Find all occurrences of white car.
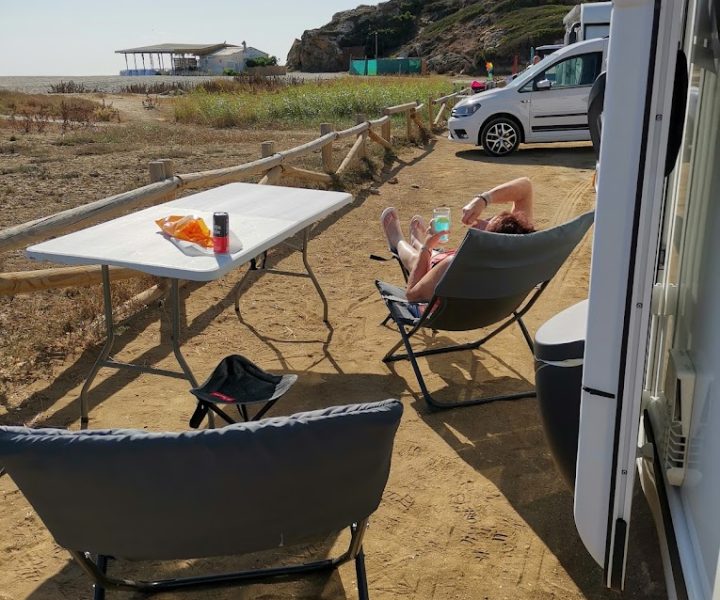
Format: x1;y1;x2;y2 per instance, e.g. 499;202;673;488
448;37;608;156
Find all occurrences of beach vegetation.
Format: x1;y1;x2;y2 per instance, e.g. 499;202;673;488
173;75;455;128
0;90;119;131
0;90;97;118
48;80;102;94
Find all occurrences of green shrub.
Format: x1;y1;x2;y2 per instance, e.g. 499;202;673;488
246;56;278;68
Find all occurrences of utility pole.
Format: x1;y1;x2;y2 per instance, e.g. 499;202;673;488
375;31;379;59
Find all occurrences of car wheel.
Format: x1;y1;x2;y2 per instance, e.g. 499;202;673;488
480;117;521;157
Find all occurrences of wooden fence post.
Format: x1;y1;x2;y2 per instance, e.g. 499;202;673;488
159;159;175;179
148;160;166;183
259;141;280;184
320;123;334;172
427;95;433;130
381;109;391;144
259;166;282;185
159;159;176;197
261;141;275;158
433;102;447;127
356;114;367;159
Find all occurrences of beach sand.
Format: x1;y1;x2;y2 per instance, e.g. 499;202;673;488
0;128;667;599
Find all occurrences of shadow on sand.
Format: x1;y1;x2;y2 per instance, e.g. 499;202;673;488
22;542;354;600
454;143;596;169
403;346;667;599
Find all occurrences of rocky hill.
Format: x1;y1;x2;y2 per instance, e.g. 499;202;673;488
287;0;579;74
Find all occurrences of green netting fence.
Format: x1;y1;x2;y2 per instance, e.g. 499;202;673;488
349;58;424;76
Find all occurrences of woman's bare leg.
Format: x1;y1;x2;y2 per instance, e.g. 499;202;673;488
410;215;427;250
381;207;420;272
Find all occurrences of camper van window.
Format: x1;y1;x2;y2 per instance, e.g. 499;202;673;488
536;52;602;89
584;24;610;40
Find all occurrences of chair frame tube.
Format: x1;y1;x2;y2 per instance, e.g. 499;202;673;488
69;520;370;600
381;282;549;409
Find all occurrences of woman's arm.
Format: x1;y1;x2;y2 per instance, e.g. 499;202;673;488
406;254;453;303
404;221;449;302
462;177;534;225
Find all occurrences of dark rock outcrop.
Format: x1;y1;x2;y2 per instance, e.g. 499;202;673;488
287;32;346;72
287;0;577;74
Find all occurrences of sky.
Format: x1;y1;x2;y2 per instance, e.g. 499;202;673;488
0;0;382;76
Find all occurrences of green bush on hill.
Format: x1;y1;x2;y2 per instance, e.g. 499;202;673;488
494;4;570;53
421;3;487;37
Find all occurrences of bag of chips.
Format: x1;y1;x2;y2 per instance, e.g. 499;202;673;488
155;215;213;249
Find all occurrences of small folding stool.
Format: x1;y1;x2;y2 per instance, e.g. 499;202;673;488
188;355;297;428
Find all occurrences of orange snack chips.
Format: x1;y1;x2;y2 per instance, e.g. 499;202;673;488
155;215;213;248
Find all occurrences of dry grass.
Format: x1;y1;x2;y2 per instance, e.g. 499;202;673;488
0;90;120;133
0;90;98;116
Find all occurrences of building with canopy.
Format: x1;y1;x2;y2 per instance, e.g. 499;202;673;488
115;42;268;75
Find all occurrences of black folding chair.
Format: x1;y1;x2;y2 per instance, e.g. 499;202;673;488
0;399;403;600
377;211;594;410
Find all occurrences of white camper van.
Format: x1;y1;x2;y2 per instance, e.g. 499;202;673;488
535;0;720;597
563;2;612;44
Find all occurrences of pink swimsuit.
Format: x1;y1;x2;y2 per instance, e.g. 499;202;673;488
430;249;456;269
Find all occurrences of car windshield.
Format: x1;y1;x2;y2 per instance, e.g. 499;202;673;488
505;54;557;89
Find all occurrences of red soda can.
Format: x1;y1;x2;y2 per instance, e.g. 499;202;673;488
212;212;229;253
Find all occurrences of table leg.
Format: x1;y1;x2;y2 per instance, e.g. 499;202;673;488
301;228;329;323
170;279;214;428
170;279;198;388
232;230;330;324
79;266;115;427
233;258;258;317
79;272;202;428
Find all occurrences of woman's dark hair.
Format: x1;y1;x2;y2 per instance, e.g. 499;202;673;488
485;211;536;235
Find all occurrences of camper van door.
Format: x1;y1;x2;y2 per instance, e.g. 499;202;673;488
574;0;685;591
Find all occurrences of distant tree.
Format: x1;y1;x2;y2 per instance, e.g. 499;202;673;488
246;56;278;68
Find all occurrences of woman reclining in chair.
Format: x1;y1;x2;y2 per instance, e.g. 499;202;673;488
381;177;536;303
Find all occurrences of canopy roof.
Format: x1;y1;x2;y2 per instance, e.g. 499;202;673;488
115;43;238;56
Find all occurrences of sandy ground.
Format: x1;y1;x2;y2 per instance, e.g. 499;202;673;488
0;122;668;599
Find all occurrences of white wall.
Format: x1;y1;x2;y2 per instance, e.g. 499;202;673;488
199;48;269;74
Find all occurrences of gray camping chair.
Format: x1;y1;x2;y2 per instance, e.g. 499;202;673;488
0;399;403;599
376;211;594;410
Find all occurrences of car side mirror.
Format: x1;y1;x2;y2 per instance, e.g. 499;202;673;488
536;79;552;91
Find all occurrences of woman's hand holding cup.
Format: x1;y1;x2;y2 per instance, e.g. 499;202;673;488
424;220;444;251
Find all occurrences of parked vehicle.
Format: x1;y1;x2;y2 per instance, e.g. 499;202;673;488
536;0;720;596
448;37;607;156
563;2;611;45
534;44;564;59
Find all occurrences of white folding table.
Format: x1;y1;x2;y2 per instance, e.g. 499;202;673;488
26;182;352;425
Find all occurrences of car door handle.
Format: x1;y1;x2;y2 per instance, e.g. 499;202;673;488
520;100;529;103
